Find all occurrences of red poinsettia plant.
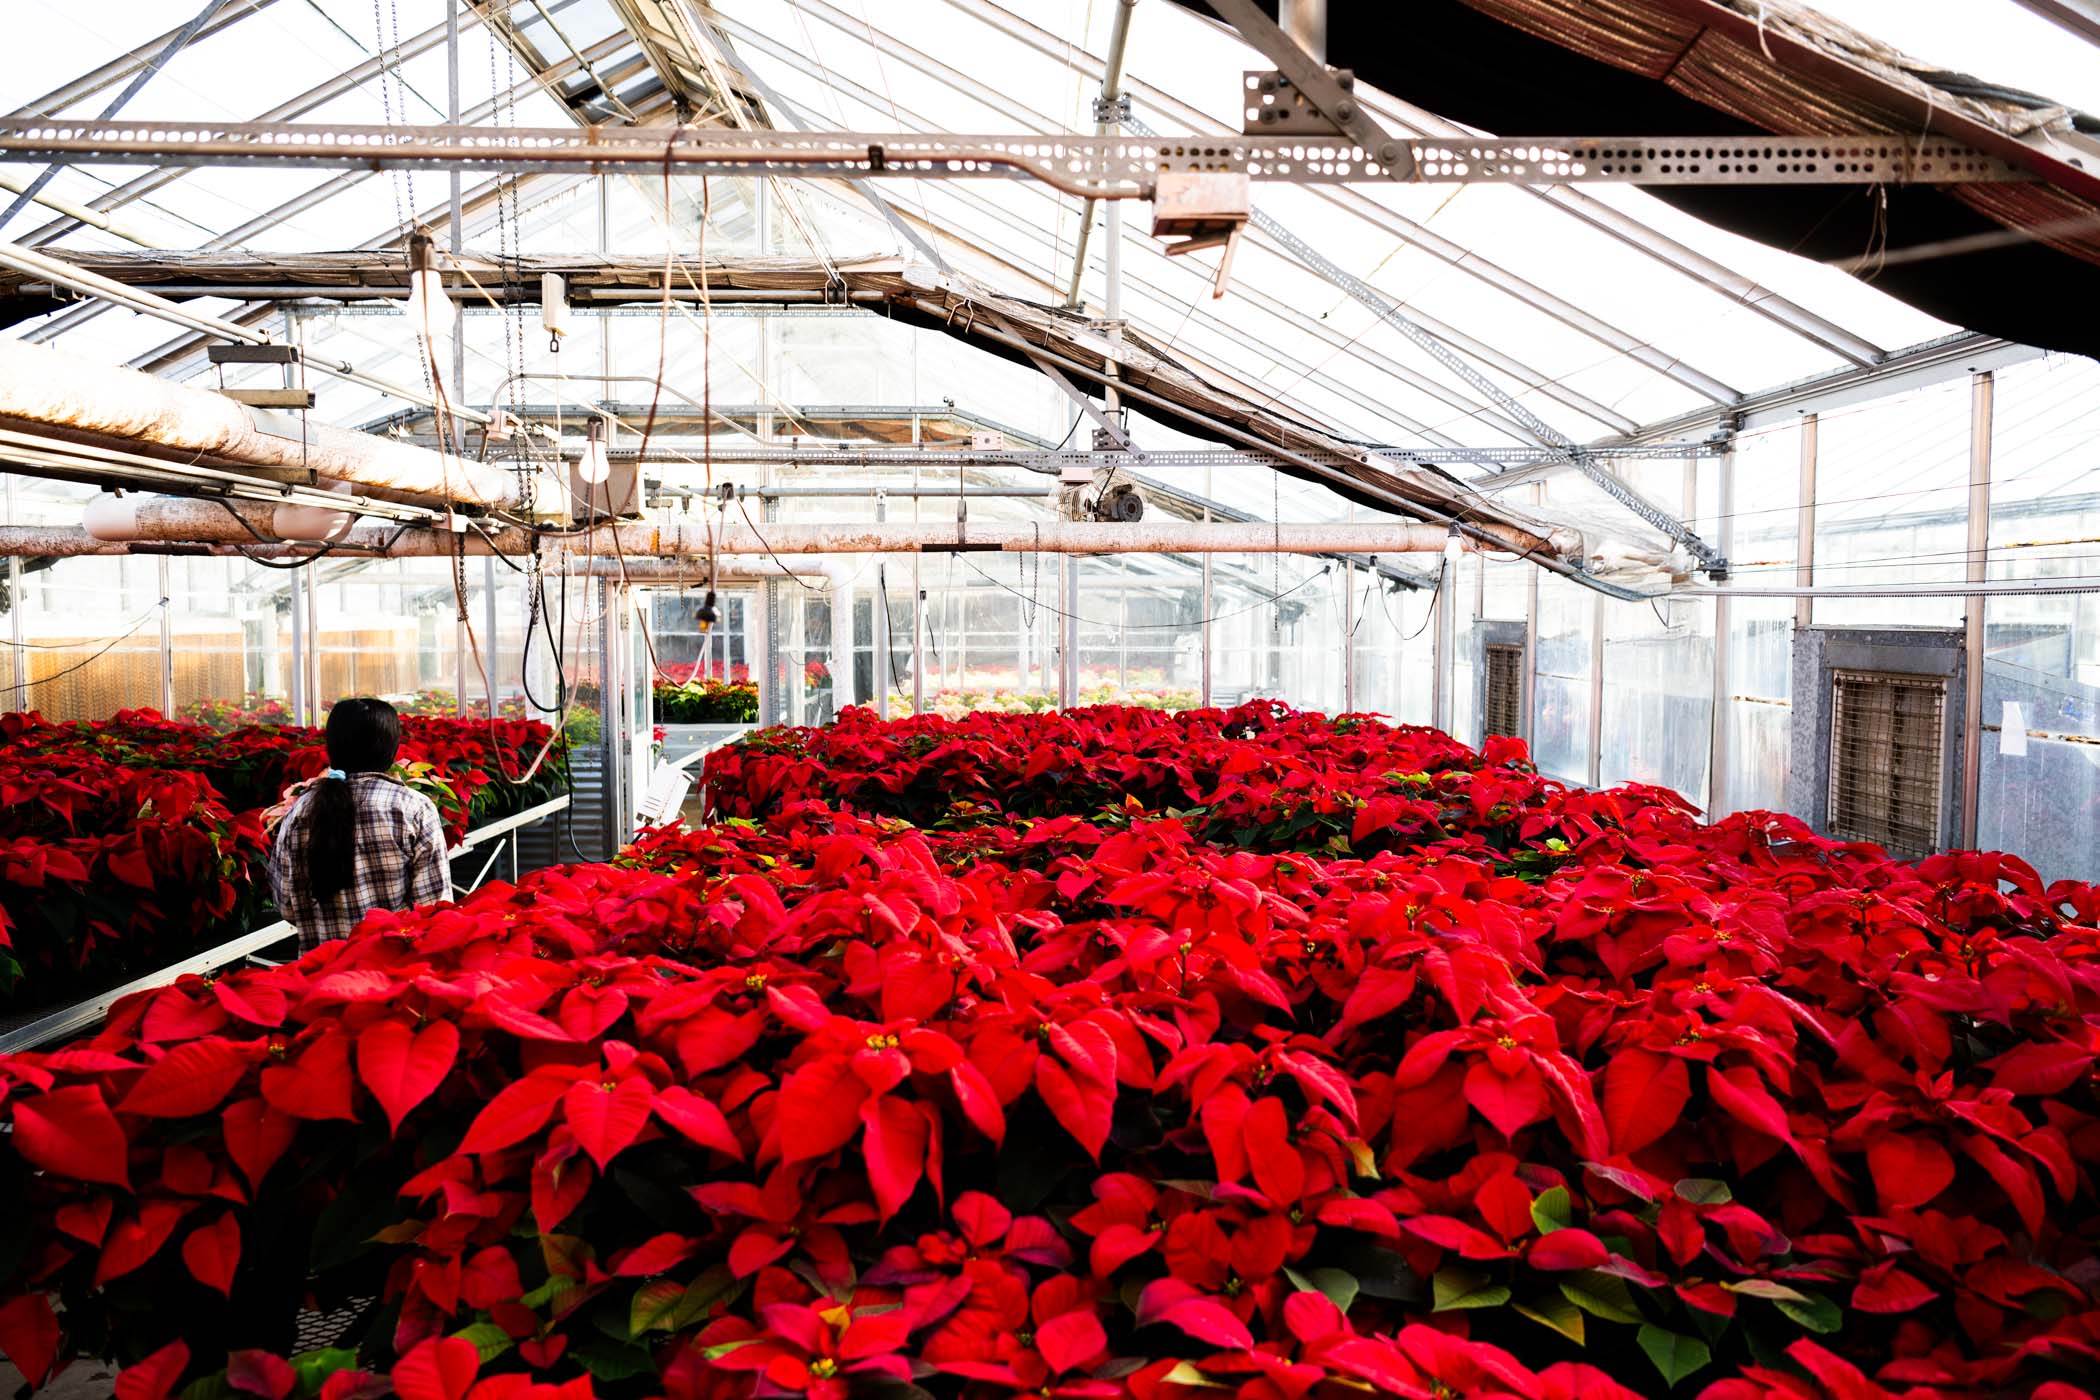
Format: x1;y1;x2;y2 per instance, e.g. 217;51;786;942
0;710;564;1007
0;703;2093;1400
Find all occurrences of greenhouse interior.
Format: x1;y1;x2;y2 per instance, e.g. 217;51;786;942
1;0;2099;1396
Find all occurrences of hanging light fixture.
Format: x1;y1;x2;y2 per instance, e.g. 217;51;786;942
404;231;450;384
577;416;612;485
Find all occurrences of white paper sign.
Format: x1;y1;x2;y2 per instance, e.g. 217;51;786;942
636;761;694;825
2000;701;2029;757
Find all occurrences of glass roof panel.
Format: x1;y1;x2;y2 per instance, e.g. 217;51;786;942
0;0;2070;544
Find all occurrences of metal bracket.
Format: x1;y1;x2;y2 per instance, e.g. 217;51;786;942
1242;69;1357;135
1202;0;1416;178
1092;92;1132;125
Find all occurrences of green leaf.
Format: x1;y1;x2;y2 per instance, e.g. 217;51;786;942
572;1336;659;1383
1432;1267;1511;1312
629;1264;740;1338
1674;1178;1733;1205
703;1339;763;1361
1285;1266;1361;1315
1726;1279;1808;1303
1559;1270;1644;1325
179;1377;233;1400
289;1348;360;1397
1160;1362;1230;1388
630;1280;688;1337
520;1272;581;1311
449;1321;515;1366
1772;1291;1843;1334
1530;1185;1573;1235
1515;1294;1587;1345
1637;1325;1711;1387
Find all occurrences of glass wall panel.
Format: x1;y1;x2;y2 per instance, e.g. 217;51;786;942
1075;556;1202;708
1449;555;1480;745
313;559;475;716
1533;573;1591;785
1351;568;1436;724
11;555;164;720
1600;593;1714;806
1812;378;1970;627
1978;354;2100;881
168;556;291;728
1212;555;1342;713
1723;422;1801;815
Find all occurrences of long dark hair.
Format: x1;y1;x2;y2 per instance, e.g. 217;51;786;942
307;697;402;902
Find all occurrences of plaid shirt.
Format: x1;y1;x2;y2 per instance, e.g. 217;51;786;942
269;774;452;950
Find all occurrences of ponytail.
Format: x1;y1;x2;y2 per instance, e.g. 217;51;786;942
306;697;403;902
307;771;359;901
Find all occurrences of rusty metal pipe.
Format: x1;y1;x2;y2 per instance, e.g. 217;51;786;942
0;339;520;508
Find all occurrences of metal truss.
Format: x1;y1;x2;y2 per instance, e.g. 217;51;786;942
598;443;1726;470
1122;113;1729;572
0;121;2034;194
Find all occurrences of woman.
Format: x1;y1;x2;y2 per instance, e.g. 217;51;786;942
269;697;451;951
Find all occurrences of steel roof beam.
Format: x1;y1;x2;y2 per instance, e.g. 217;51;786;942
730;6;1602;444
1351;91;1888;368
20;7;490;246
943;0;1745;405
727;5;1639;439
0;121;2027;193
8;0;282;120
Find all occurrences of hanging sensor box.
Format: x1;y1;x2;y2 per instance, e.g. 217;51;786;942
566;456;642;521
541;272;572;348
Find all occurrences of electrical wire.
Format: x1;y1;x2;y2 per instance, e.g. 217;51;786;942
953;555;1332;630
0;598;167;697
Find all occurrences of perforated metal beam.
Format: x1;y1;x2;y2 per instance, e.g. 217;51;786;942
633;443;1724;470
0;121;2034;191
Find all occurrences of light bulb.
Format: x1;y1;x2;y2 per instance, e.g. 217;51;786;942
1443;532;1463;568
404;232;450;382
578;433;611;485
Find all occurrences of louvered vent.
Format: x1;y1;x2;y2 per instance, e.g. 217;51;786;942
1483;643;1524;740
1827;669;1946;858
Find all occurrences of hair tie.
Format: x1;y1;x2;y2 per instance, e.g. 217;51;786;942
326;768;348;781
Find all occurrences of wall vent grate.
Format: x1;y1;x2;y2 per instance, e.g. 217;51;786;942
1828;669;1945;858
1484;642;1524;740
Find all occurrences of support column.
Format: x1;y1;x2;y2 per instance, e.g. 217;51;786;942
1431;549;1452;731
1962;372;1994;847
911;459;923;715
873;492;890;719
1524;486;1541;743
5;476;20;713
446;0;465;452
158;554;173;716
1795;414;1819;631
1587;590;1604;789
289;567;306;725
1201;499;1214;709
482;555;500;710
1342;560;1355;713
1061;558;1079;707
1709;446;1735;817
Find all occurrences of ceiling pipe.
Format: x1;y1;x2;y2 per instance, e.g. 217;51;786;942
0;237;488;426
0;339;521;509
1062;0;1139;310
80;494;351;546
0;514;1524;559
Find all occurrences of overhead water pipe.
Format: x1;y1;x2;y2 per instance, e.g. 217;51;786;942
0;339;519;508
0;514;1543;559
